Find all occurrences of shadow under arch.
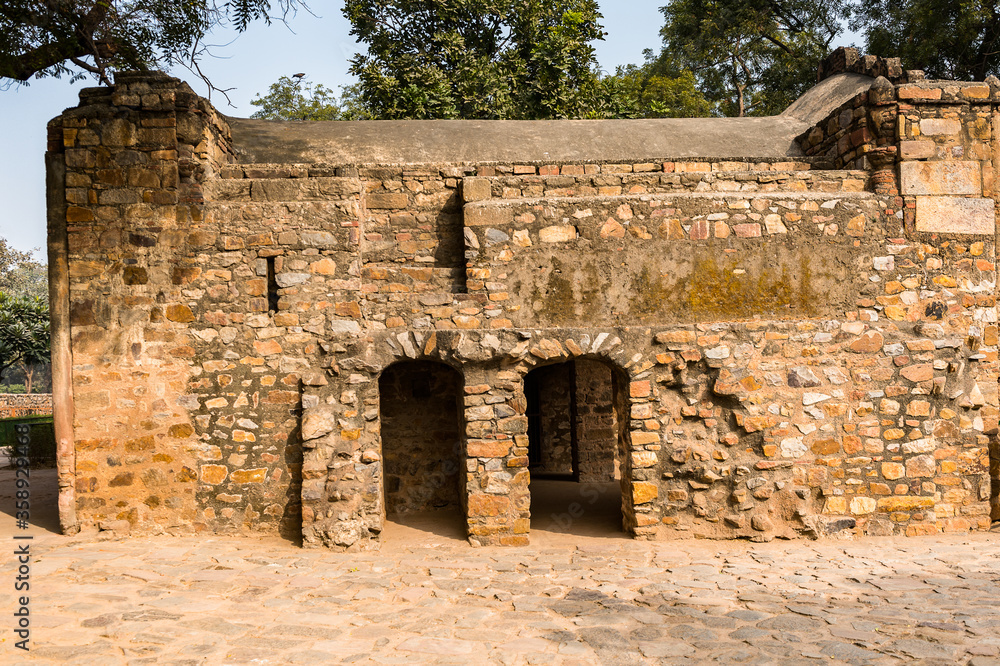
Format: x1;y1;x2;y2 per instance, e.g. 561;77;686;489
377;359;468;543
521;355;632;539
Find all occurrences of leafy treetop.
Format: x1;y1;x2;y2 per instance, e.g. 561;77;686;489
342;0;608;119
0;239;46;301
250;76;372;120
0;291;49;385
853;0;1000;81
0;1;305;88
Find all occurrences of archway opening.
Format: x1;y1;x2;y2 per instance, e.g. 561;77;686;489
525;359;626;538
378;361;466;542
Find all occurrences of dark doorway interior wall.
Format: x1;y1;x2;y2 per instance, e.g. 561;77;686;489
525;360;621;482
379;361;464;516
526;362;576;478
575;359;622;482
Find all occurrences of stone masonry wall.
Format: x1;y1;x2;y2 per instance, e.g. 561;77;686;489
0;394;53;419
48;69;999;548
575;359;619;483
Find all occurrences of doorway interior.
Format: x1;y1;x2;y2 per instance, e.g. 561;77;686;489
524;359;626;537
378;361;466;542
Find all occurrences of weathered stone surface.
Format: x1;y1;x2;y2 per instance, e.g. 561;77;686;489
900;161;981;195
906;454;936;478
538;225;577;242
633;482;658;504
850;331;884;352
462;177;492;202
301;409;336;441
920;118;962;135
916;197;996;235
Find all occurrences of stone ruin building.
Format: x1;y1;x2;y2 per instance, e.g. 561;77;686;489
44;49;1000;550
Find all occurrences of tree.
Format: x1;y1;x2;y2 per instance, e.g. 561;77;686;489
656;0;847;117
1;1;306;87
592;56;715;119
0;238;46;301
0;292;49;388
342;0;607;120
852;0;1000;81
250;75;372;120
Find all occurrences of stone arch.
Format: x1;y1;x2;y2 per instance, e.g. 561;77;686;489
299;332;468;550
490;330;661;540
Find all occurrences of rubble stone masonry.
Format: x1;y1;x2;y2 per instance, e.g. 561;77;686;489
47;50;999;550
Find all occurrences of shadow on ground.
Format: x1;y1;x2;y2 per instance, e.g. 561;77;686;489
0;466;60;535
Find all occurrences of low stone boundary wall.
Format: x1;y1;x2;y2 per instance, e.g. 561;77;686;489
0;394;53;419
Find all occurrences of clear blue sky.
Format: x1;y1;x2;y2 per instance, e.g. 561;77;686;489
0;2;844;258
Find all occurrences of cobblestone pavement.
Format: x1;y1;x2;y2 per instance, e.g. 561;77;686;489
2;472;1000;665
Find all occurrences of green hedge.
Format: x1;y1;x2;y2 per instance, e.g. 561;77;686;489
0;415;56;467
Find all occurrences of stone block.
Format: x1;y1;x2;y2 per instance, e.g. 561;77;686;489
462;178;492;202
200;465;228;485
900;140;937;159
850;497;877;515
920;118;961;136
915;197;995;235
468;440;511;458
898;86;942;100
876;496;935;511
631;432;660;446
464;204;513;227
538;225;577;242
367;192;409;209
468;494;510;517
900;161;981;195
632;482;658;504
231;468;267;484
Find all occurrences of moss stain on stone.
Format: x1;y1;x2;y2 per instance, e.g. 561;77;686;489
628;251;823;321
532;257;600;326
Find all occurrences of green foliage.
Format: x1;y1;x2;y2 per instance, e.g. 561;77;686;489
593;57;715;119
342;0;607;120
250;76;375;121
656;0;846;116
251;76;343;120
1;1;304;85
0;292;50;385
0;238;46;301
0;415;56;467
852;0;1000;80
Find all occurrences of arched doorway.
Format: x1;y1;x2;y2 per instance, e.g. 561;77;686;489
524;359;627;537
378;361;466;540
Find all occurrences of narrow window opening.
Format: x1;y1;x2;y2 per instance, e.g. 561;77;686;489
266;256;279;313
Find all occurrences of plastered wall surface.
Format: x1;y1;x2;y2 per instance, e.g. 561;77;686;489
47;50;999;549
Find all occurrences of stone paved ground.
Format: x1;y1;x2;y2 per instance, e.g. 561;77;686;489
2;471;1000;665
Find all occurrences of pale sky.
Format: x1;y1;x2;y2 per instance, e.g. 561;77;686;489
0;2;842;258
